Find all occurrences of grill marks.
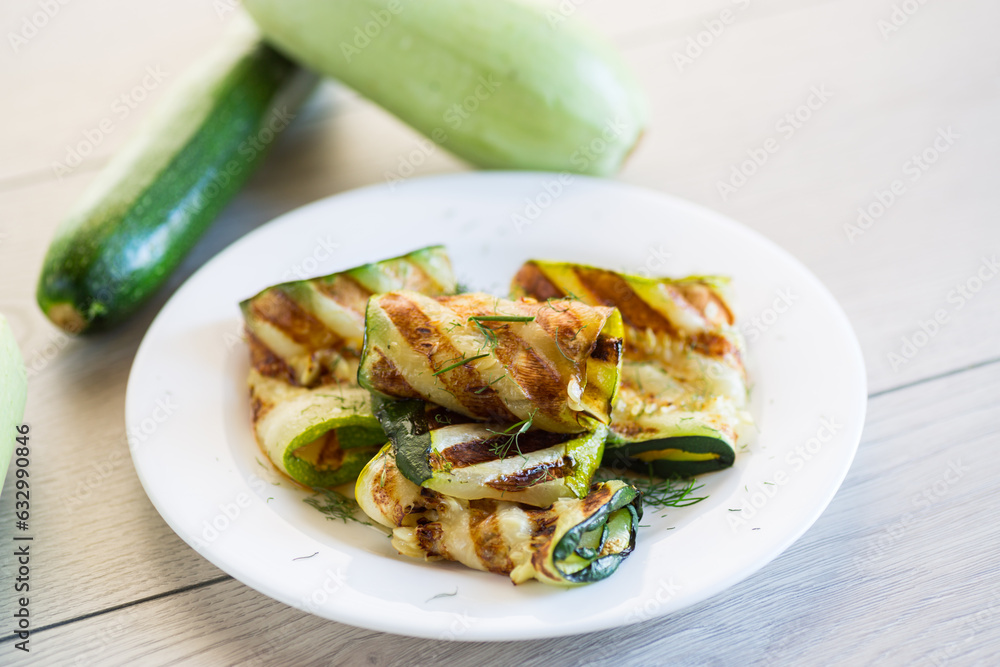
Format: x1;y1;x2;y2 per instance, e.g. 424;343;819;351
591;335;622;363
573;267;678;337
512;262;565;301
491;333;567;423
676;282;734;326
315;274;372;320
251;290;345;351
379;293;518;422
433;431;574;468
247;331;297;384
468;501;515;574
366;350;422;400
515;262;739;366
485;457;573;493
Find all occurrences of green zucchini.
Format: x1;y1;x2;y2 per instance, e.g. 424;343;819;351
356;446;642;586
246;247;457;488
251;372;384;487
242;245;455;386
244;0;646;175
0;314;28;496
37;18;317;334
372;395;607;507
358;291;623;433
512;260;752;476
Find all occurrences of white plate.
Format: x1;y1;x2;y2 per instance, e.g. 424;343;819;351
126;172;866;641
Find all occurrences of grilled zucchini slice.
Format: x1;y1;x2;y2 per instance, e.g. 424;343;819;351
512;260;751;475
358;291;623;433
371;396;607;507
356;445;641;586
243;246;457;487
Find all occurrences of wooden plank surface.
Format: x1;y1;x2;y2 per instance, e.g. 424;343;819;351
7;362;998;666
0;0;997;663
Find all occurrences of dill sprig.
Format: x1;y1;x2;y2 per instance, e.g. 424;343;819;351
432;353;490;376
304;488;370;525
594;469;708;509
487;411;537;460
474;373;507;394
469;315;536;323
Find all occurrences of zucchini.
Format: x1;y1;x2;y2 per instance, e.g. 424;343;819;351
251;371;383;487
37;18;317;334
358;291;623;433
0;314;28;496
512;260;752;476
356;446;642;586
246;247;457;488
243;0;646;175
372;395;607;507
242;245;455;386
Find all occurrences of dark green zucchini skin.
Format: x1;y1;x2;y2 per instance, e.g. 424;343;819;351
603;436;736;478
37;33;314;334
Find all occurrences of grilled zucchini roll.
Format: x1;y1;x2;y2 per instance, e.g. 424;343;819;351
242;246;457;487
358;292;624;433
371;396;607;507
243;245;455;387
356;445;642;585
512;260;752;476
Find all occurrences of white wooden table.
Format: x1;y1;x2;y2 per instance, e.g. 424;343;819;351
2;0;998;664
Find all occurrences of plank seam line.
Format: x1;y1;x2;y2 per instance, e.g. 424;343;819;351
869;355;1000;399
0;574;233;644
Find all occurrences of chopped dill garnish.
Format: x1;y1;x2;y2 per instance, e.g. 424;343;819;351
634;476;708;509
433;353;490;376
595;469;708;509
434;412;453;425
426;589;459;602
543;297;571;312
553;326;573;362
472;319;499;352
488;411;537;460
469;315;536;323
304;488;370;525
475;373;507;393
444;321;463;333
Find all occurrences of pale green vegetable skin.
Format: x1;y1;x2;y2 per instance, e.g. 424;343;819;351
243;0;647;174
0;315;28;497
